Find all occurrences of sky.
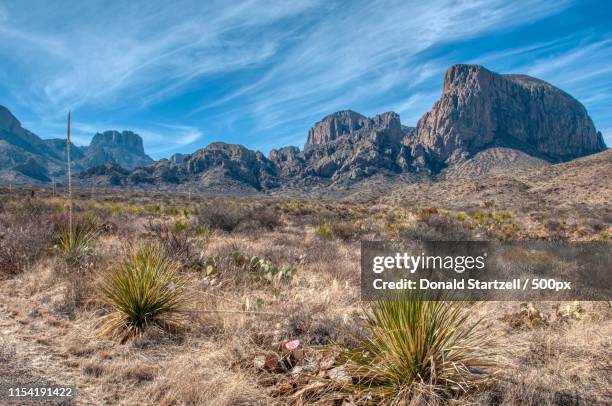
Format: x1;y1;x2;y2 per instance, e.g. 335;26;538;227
0;0;610;159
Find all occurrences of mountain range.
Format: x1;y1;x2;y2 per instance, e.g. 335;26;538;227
0;64;607;193
0;108;152;184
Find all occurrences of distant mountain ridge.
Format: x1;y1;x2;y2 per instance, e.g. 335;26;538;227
0;106;152;184
1;64;608;192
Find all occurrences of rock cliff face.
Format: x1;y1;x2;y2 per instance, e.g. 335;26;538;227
304;110;409;149
83;130;152;169
170;153;188;164
0;106;153;184
413;64;606;169
305;110;371;148
272;111;414;187
107;142;279;191
0;106;67;181
90;130;145;152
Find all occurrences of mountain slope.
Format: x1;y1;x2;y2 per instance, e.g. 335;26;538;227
440;147;549;179
0;106;68;181
0;106;152;184
382;149;612;212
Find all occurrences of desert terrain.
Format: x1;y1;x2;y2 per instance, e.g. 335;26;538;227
1;147;610;405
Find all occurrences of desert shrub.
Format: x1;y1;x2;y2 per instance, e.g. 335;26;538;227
197;203;282;233
195;225;214;240
53;218;100;258
316;220;361;241
0;199;55;277
340;297;494;403
145;221;194;266
316;223;333;238
330;220;361;241
197;204;249;232
173;219;188;232
54;249;101;313
400;214;472;241
466;210;521;240
248;204;282;230
501;302;549;330
52;216;105;312
98;243;189;342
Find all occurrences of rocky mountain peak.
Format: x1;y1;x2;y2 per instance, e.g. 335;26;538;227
269;146;300;162
305;110;371;148
0;105;22;133
90;130;145;154
413;64;606;169
84;130;152;170
304;110;407;149
170;153;188;164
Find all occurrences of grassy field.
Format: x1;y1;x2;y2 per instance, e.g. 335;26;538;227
0;188;610;405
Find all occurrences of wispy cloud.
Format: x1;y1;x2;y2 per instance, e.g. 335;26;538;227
0;1;320;114
187;0;575;147
1;0;609;156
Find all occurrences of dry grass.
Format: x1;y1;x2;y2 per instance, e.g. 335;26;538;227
0;188;610;404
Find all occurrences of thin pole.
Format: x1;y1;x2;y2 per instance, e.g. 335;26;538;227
66;111;73;239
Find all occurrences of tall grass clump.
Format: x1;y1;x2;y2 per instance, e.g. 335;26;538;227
341;297;495;404
54;220;99;257
98;243;189;342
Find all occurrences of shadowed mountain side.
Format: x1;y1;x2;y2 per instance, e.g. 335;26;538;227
0;106;152;184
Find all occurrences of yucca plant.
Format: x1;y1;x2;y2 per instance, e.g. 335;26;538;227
341;296;495;404
98;243;189;342
54;220;99;257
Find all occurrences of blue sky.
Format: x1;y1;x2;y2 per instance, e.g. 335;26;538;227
0;0;610;159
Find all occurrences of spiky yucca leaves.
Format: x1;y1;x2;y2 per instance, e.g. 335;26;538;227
98;243;189;342
342;297;495;404
54;220;99;257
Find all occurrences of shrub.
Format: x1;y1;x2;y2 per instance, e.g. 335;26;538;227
329;220;360;241
197;204;248;232
341;297;494;403
197;203;282;233
316;223;333;238
145;221;193;265
174;219;188;232
0;200;55;277
249;204;282;230
400;214;472;241
98;243;189;342
54;219;100;258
